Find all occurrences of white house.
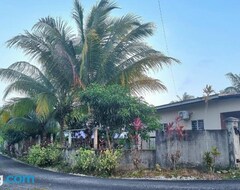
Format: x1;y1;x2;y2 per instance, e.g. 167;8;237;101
156;93;240;131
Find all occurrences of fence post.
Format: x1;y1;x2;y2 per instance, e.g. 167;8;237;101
225;117;240;168
38;135;41;145
93;127;98;150
68;131;72;147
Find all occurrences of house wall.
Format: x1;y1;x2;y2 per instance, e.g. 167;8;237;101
158;98;240;130
155;130;230;168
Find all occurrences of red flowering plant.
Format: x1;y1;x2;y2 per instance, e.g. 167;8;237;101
165;116;185;170
165;116;185;140
131;117;143;148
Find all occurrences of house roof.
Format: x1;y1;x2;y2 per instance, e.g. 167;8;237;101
155;93;240;111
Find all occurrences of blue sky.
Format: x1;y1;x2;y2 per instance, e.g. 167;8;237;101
0;0;240;106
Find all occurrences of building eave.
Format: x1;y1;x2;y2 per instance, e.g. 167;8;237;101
155;93;240;111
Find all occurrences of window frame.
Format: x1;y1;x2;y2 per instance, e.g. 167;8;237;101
191;119;204;130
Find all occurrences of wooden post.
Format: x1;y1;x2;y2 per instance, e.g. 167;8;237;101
225;117;240;168
94;127;98;150
38;135;41;145
68;131;72;147
50;134;54;143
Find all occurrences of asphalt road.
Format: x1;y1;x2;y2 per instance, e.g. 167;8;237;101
0;154;240;190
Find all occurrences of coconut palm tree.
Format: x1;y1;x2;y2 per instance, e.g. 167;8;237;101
73;0;178;94
7;0;177;95
0;62;74;143
177;92;194;101
203;84;215;103
223;73;240;94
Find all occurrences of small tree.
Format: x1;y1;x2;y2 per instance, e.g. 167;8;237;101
80;84;160;150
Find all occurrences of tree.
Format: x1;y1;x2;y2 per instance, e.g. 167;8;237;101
203;84;215;103
80;84;160;149
7;0;177;95
73;0;179;94
223;73;240;94
0;62;72;144
176;92;195;101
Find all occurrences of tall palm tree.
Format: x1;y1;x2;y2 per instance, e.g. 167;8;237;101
7;0;178;95
223;73;240;94
177;92;194;101
73;0;178;94
203;84;215;103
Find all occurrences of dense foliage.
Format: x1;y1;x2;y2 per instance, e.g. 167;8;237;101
27;144;61;167
74;148;121;176
80;84;160;148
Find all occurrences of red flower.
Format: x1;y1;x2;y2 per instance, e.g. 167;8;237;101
133;117;142;131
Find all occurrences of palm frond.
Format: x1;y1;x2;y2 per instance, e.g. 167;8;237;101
3;79;53;99
36;92;57;118
8;62;55;90
6;30;52;61
225;73;240;93
7;117;39;134
9;97;36;117
33;16;74;42
86;0;118;34
127;74;167;95
73;0;85;42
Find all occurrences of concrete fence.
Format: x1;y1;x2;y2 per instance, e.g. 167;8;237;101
61;148;156;170
156;130;230;168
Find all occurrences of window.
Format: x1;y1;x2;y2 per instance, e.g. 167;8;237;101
192;120;204;130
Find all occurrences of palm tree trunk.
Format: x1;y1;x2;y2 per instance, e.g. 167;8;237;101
106;128;112;150
59;119;65;146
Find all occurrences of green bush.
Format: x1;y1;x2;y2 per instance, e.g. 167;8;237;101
96;149;121;176
74;148;121;176
203;151;213;171
203;146;221;172
74;148;96;173
27;144;61;167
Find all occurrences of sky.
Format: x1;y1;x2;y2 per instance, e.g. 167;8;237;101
0;0;240;106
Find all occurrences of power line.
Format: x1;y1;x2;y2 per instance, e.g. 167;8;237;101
157;0;178;97
157;0;169;54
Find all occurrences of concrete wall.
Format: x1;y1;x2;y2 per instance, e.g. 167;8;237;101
61;149;156;170
158;98;240;130
118;150;156;170
156;130;230;168
62;148;77;166
62;129;232;170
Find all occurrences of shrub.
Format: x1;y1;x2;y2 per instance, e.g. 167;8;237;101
74;148;96;173
203;151;213;171
96;149;121;176
73;148;121;176
203;146;221;172
27;144;61;167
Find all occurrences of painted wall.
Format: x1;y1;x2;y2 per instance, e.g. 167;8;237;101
157;98;240;130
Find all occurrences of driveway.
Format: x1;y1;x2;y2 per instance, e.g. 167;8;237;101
0;154;240;190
